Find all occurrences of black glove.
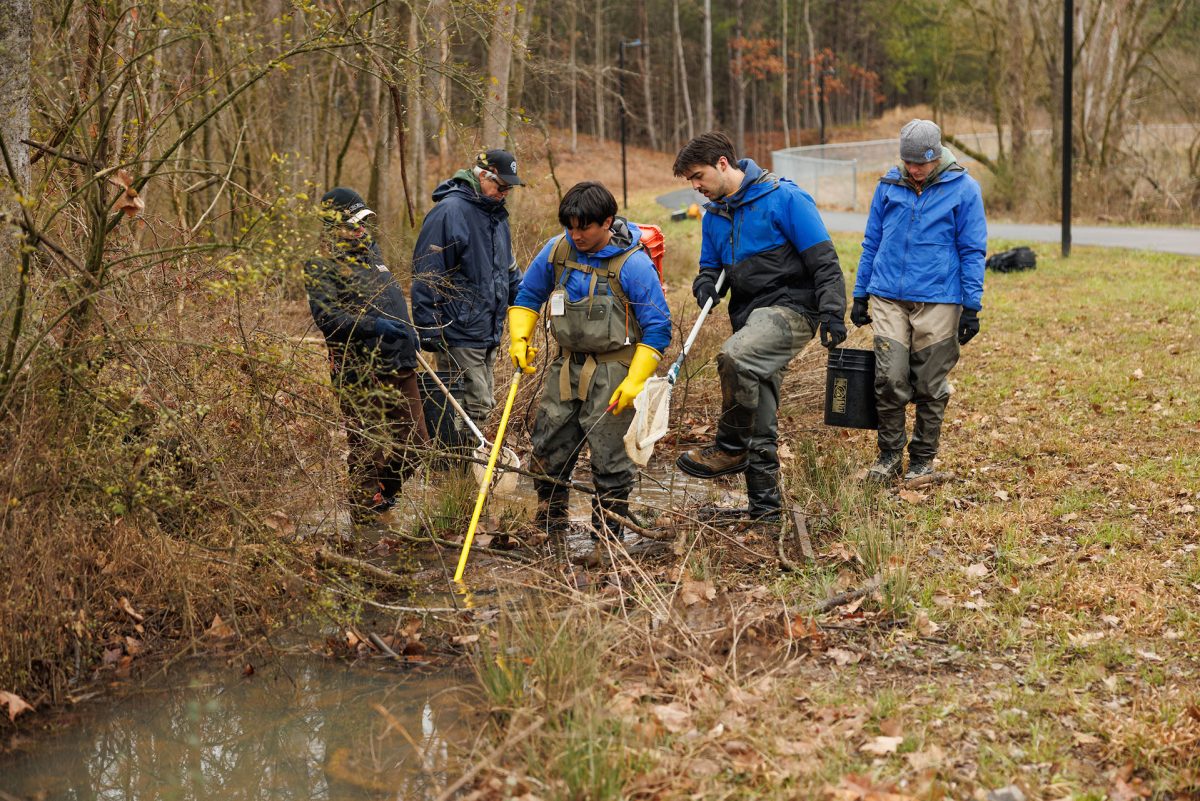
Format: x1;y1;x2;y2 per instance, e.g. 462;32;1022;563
850;297;872;327
692;271;721;310
373;317;405;343
819;314;848;349
958;308;980;345
420;334;447;353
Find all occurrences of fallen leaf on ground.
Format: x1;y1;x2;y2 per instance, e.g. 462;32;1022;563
118;596;145;622
994;489;1010;501
1135;649;1164;662
879;717;903;737
205;614;235;640
262;510;295;536
680;579;716;606
964;562;989;579
651;702;692;733
825;647;862;666
913;610;940;636
824;773;915;801
1073;731;1102;746
904;744;945;771
860;735;903;755
898;489;926;504
0;690;34;721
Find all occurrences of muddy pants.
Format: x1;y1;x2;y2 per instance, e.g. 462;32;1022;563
530;357;635;526
870;297;961;459
334;368;431;509
430;345;498;425
716;306;814;498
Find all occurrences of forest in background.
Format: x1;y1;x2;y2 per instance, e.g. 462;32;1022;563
1;0;1199;707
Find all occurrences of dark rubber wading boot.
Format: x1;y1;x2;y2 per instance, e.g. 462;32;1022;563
746;472;783;523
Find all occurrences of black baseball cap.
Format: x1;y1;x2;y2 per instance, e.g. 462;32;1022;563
475;149;523;187
319;187;375;225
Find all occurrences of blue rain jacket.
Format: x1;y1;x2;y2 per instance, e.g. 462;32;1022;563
854;157;987;310
697;159;845;331
514;219;672;354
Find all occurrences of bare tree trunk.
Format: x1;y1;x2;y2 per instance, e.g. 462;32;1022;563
593;6;605;140
638;0;659;151
672;0;694;140
408;2;426;215
781;0;790;148
507;0;537;149
703;0;714;131
0;0;31;193
803;0;818;129
430;0;451;164
568;0;578;152
483;1;517;145
731;0;745;154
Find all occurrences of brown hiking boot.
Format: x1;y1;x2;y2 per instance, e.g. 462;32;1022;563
676;444;749;479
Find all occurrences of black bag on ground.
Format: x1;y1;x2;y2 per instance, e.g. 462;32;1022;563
986;246;1037;273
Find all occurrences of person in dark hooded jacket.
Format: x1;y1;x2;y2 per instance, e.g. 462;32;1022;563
305;187;430;526
411;149;523;426
672;132;847;522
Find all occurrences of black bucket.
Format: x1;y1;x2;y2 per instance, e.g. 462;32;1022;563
823;348;878;430
417;371;467;450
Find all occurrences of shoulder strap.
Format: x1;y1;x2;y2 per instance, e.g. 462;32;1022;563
550;235;572;287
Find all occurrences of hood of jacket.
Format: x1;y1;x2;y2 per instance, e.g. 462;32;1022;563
705;158;779;218
430;169;509;215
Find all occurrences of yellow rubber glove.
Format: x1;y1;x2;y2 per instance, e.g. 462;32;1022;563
507;306;540;374
608;344;662;415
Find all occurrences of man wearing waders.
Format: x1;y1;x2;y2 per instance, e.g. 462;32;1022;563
508;182;672;542
673;132;847;522
304;188;430;525
411;149;523;425
851;119;986;481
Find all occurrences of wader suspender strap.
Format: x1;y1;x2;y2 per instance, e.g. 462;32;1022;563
549;237;639;402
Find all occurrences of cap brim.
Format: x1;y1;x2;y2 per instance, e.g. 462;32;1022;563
495;173;523;187
347;208;376;224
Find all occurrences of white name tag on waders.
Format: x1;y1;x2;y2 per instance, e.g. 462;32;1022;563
549;289;566;316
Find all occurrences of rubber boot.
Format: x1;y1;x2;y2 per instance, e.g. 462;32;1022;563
745;471;783;522
533;482;570;540
591;490;632;541
676;404;755;479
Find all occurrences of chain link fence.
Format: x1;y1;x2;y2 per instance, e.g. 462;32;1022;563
771;125;1197;211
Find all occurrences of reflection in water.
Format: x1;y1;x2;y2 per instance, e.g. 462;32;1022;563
1;661;467;800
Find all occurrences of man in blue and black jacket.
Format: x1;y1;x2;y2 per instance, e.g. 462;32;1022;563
851;119;987;482
673;132;847;521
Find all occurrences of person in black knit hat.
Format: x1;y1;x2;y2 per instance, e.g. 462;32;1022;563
304;187;430;526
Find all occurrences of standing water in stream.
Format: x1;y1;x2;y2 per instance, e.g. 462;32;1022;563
1;660;469;800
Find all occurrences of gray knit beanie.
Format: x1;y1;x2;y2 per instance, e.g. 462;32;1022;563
899;119;942;163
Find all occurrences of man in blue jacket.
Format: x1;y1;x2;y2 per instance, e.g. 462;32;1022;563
508;182;671;542
305;188;430;526
851;119;987;482
411;149;523;425
673;132;847;522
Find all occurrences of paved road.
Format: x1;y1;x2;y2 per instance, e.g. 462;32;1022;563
820;211;1200;257
656;188;1200;257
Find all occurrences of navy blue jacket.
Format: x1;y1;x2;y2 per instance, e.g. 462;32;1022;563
855;154;987;310
304;238;418;375
411;171;521;349
698;159;846;331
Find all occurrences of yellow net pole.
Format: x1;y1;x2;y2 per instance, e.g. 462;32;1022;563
453;372;521;583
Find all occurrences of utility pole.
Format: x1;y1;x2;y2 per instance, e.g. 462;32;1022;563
619;38;643;209
1061;0;1073;257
